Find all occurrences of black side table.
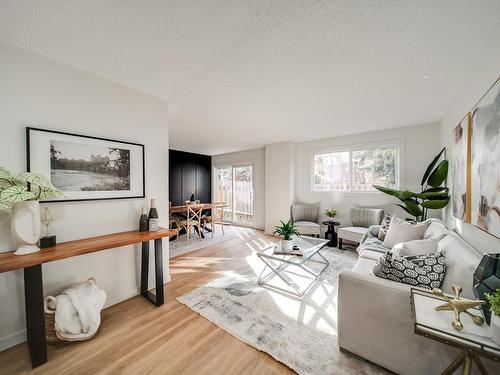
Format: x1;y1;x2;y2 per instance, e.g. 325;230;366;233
322;221;340;247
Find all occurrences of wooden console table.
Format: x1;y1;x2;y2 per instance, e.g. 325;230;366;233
0;228;176;368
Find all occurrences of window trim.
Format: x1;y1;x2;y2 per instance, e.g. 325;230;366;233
310;139;404;193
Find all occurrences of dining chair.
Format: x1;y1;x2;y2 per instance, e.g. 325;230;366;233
177;204;204;244
203;202;226;237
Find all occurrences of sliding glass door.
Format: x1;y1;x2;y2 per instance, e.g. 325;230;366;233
214;165;254;226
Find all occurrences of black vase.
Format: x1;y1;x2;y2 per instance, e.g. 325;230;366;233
148;198;158;219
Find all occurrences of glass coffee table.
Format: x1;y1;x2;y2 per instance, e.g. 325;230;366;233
256;235;329;297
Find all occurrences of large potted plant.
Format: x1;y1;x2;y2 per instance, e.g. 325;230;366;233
373;148;449;222
273;220;300;251
0;167;61;255
486;288;500;346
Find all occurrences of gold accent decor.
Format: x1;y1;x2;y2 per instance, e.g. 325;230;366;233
432;285;486;330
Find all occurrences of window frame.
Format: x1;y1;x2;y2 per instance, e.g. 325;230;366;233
310;139;404;193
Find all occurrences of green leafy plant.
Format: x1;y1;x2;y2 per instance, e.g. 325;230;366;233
324;208;338;218
486;289;500;317
373;148;449;222
273;219;300;240
0;166;62;209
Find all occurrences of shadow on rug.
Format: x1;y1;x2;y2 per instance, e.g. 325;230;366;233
177;248;389;375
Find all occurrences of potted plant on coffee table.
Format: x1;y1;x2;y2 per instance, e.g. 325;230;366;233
324;208;338;223
273;219;300;251
486;288;500;346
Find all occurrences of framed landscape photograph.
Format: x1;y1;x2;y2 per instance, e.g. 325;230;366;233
471;77;500;238
27;127;145;202
451;113;471;222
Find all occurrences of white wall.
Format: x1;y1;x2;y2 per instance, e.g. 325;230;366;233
295;123;441;235
0;43;170;350
265;142;296;234
440;22;500;253
212;148;265;230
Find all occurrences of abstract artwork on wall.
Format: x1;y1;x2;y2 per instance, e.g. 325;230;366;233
471;77;500;238
451;113;471;222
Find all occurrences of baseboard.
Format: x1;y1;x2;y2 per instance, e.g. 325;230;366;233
0;330;26;352
0;276;172;352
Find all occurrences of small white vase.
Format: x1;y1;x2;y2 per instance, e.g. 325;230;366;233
281;239;294;251
490;314;500;346
11;201;41;255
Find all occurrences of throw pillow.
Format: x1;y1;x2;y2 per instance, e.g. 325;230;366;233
382;216;428;248
392;239;438;258
372;251;446;289
377;214;392;241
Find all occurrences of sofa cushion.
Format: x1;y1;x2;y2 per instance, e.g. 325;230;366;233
377;214;392;240
383;216;428;248
392;239;438;258
294;221;320;235
373;251;446;289
423;221;450;242
339;227;368;243
439;233;481;298
352;257;377;275
359;249;385;262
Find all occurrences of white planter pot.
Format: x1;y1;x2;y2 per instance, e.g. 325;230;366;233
11;201;41;255
281;239;294;251
490;314;500;347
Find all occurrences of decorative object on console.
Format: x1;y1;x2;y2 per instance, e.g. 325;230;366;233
474;253;500;324
147;199;159;231
451;113;472;222
432;285;485;331
374;147;449;221
372;250;446;289
471;76;500;238
139;207;149;232
273;219;300;251
324;208;337;222
0;166;61;255
27;127;145;202
382;215;428;248
485;288;500;346
39;206;56;248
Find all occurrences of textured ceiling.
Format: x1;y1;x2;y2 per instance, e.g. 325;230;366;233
1;1;500;155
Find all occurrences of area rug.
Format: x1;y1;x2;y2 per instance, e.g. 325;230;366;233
177;248;388;375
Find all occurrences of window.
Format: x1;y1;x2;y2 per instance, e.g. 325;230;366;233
312;145;399;192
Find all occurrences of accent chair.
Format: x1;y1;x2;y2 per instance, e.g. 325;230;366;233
338;207;384;249
290;202;320;237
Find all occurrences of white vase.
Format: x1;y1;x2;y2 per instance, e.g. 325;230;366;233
281;239;294;251
490;314;500;347
11;201;41;255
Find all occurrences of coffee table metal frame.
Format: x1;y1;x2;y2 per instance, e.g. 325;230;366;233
256;236;329;297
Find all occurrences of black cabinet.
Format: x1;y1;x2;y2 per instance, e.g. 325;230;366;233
169;150;212;205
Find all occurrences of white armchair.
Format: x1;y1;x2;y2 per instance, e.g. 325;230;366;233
290;203;320;237
338;207;384;249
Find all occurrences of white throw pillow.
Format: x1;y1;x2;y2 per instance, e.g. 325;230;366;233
392;239;438;258
383;216;428;248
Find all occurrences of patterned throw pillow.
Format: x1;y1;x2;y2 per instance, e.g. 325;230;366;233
372;251;446;289
377;214;392;240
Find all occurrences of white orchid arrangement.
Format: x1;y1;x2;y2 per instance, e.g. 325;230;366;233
0;166;62;209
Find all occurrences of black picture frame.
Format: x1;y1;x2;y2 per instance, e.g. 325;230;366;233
26;127;145;203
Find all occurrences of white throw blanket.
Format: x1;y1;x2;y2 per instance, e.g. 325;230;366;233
50;278;106;340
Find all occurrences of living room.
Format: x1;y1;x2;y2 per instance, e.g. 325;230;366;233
1;1;500;374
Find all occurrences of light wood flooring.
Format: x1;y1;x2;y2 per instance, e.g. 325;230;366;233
0;227;295;375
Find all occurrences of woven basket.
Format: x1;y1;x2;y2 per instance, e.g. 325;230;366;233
44;296;60;344
43;277;102;343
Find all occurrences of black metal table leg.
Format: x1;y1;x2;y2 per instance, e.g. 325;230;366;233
24;265;47;368
140;239;164;306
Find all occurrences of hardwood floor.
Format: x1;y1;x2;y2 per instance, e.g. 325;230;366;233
0;227;294;375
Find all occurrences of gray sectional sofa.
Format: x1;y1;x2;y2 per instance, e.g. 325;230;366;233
338;219;499;374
